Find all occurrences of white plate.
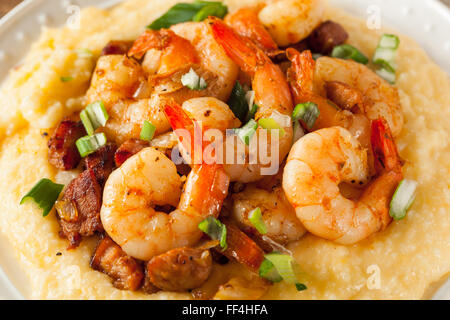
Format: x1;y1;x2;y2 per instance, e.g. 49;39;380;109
0;0;449;300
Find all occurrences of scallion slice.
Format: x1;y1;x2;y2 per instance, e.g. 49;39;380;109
292;102;320;130
248;208;267;235
76;133;107;157
20;179;64;217
293;120;305;144
193;2;228;22
60;76;73;82
246;104;258;122
258;118;286;138
389;179;418;220
198;216;227;250
148;1;228;30
227;81;248;123
259;258;283;283
331;44;369;64
259;252;307;291
181;68;207;90
373;34;400;84
235;119;258;146
140;120;156;142
376;68;396;84
80;101;109;135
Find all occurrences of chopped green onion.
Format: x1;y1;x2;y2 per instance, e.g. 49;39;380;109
259;258;283;283
246;104;258;122
292;102;320;130
331;44;369;64
60;76;73;82
389;179;418;220
20;179;64;217
248;208;267;235
245;91;255;109
227;81;248;123
295;283;308;291
264;253;298;283
193;2;228;22
76;48;93;58
378;34;400;50
76;133;107;157
259;252;307;291
293;120;305;144
235;119;258;146
260;252;307;291
181;68;207;90
376;68;396;84
148;1;228;30
373;34;400;84
258;118;286;138
80;101;109;135
140;120;156;142
198;216;227;250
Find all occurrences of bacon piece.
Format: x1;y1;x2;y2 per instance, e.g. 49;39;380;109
146;247;213;292
58;169;103;248
142;269;161;294
308;20;348;54
325;81;364;112
114;139;149;167
48;119;86;170
220;220;265;272
101;40;134;56
83;143;117;186
91;236;144;291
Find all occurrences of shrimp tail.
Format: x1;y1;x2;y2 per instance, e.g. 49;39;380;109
128;29;198;73
181;164;230;218
371;118;401;173
128;29;170;58
286;48;315;96
164;100;203;164
209;17;266;76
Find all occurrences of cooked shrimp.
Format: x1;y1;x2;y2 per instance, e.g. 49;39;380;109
282;119;403;244
313;56;404;137
258;0;325;46
131;26;237;102
210;18;294;182
225;6;281;57
86;24;239;144
232;185;306;245
170;21;239;101
128;29;198;74
101;147;230;260
182;97;241;132
85;55;171;144
288;48;374;159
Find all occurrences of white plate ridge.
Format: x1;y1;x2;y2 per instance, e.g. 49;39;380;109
0;0;449;300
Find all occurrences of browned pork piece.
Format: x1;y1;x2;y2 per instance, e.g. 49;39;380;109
91;236;144;291
101;40;134;56
146;247;213;292
114;139;149;167
57;169;103;248
308;20;348;54
48;119;86;170
83;143;117;186
324;80;364;112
